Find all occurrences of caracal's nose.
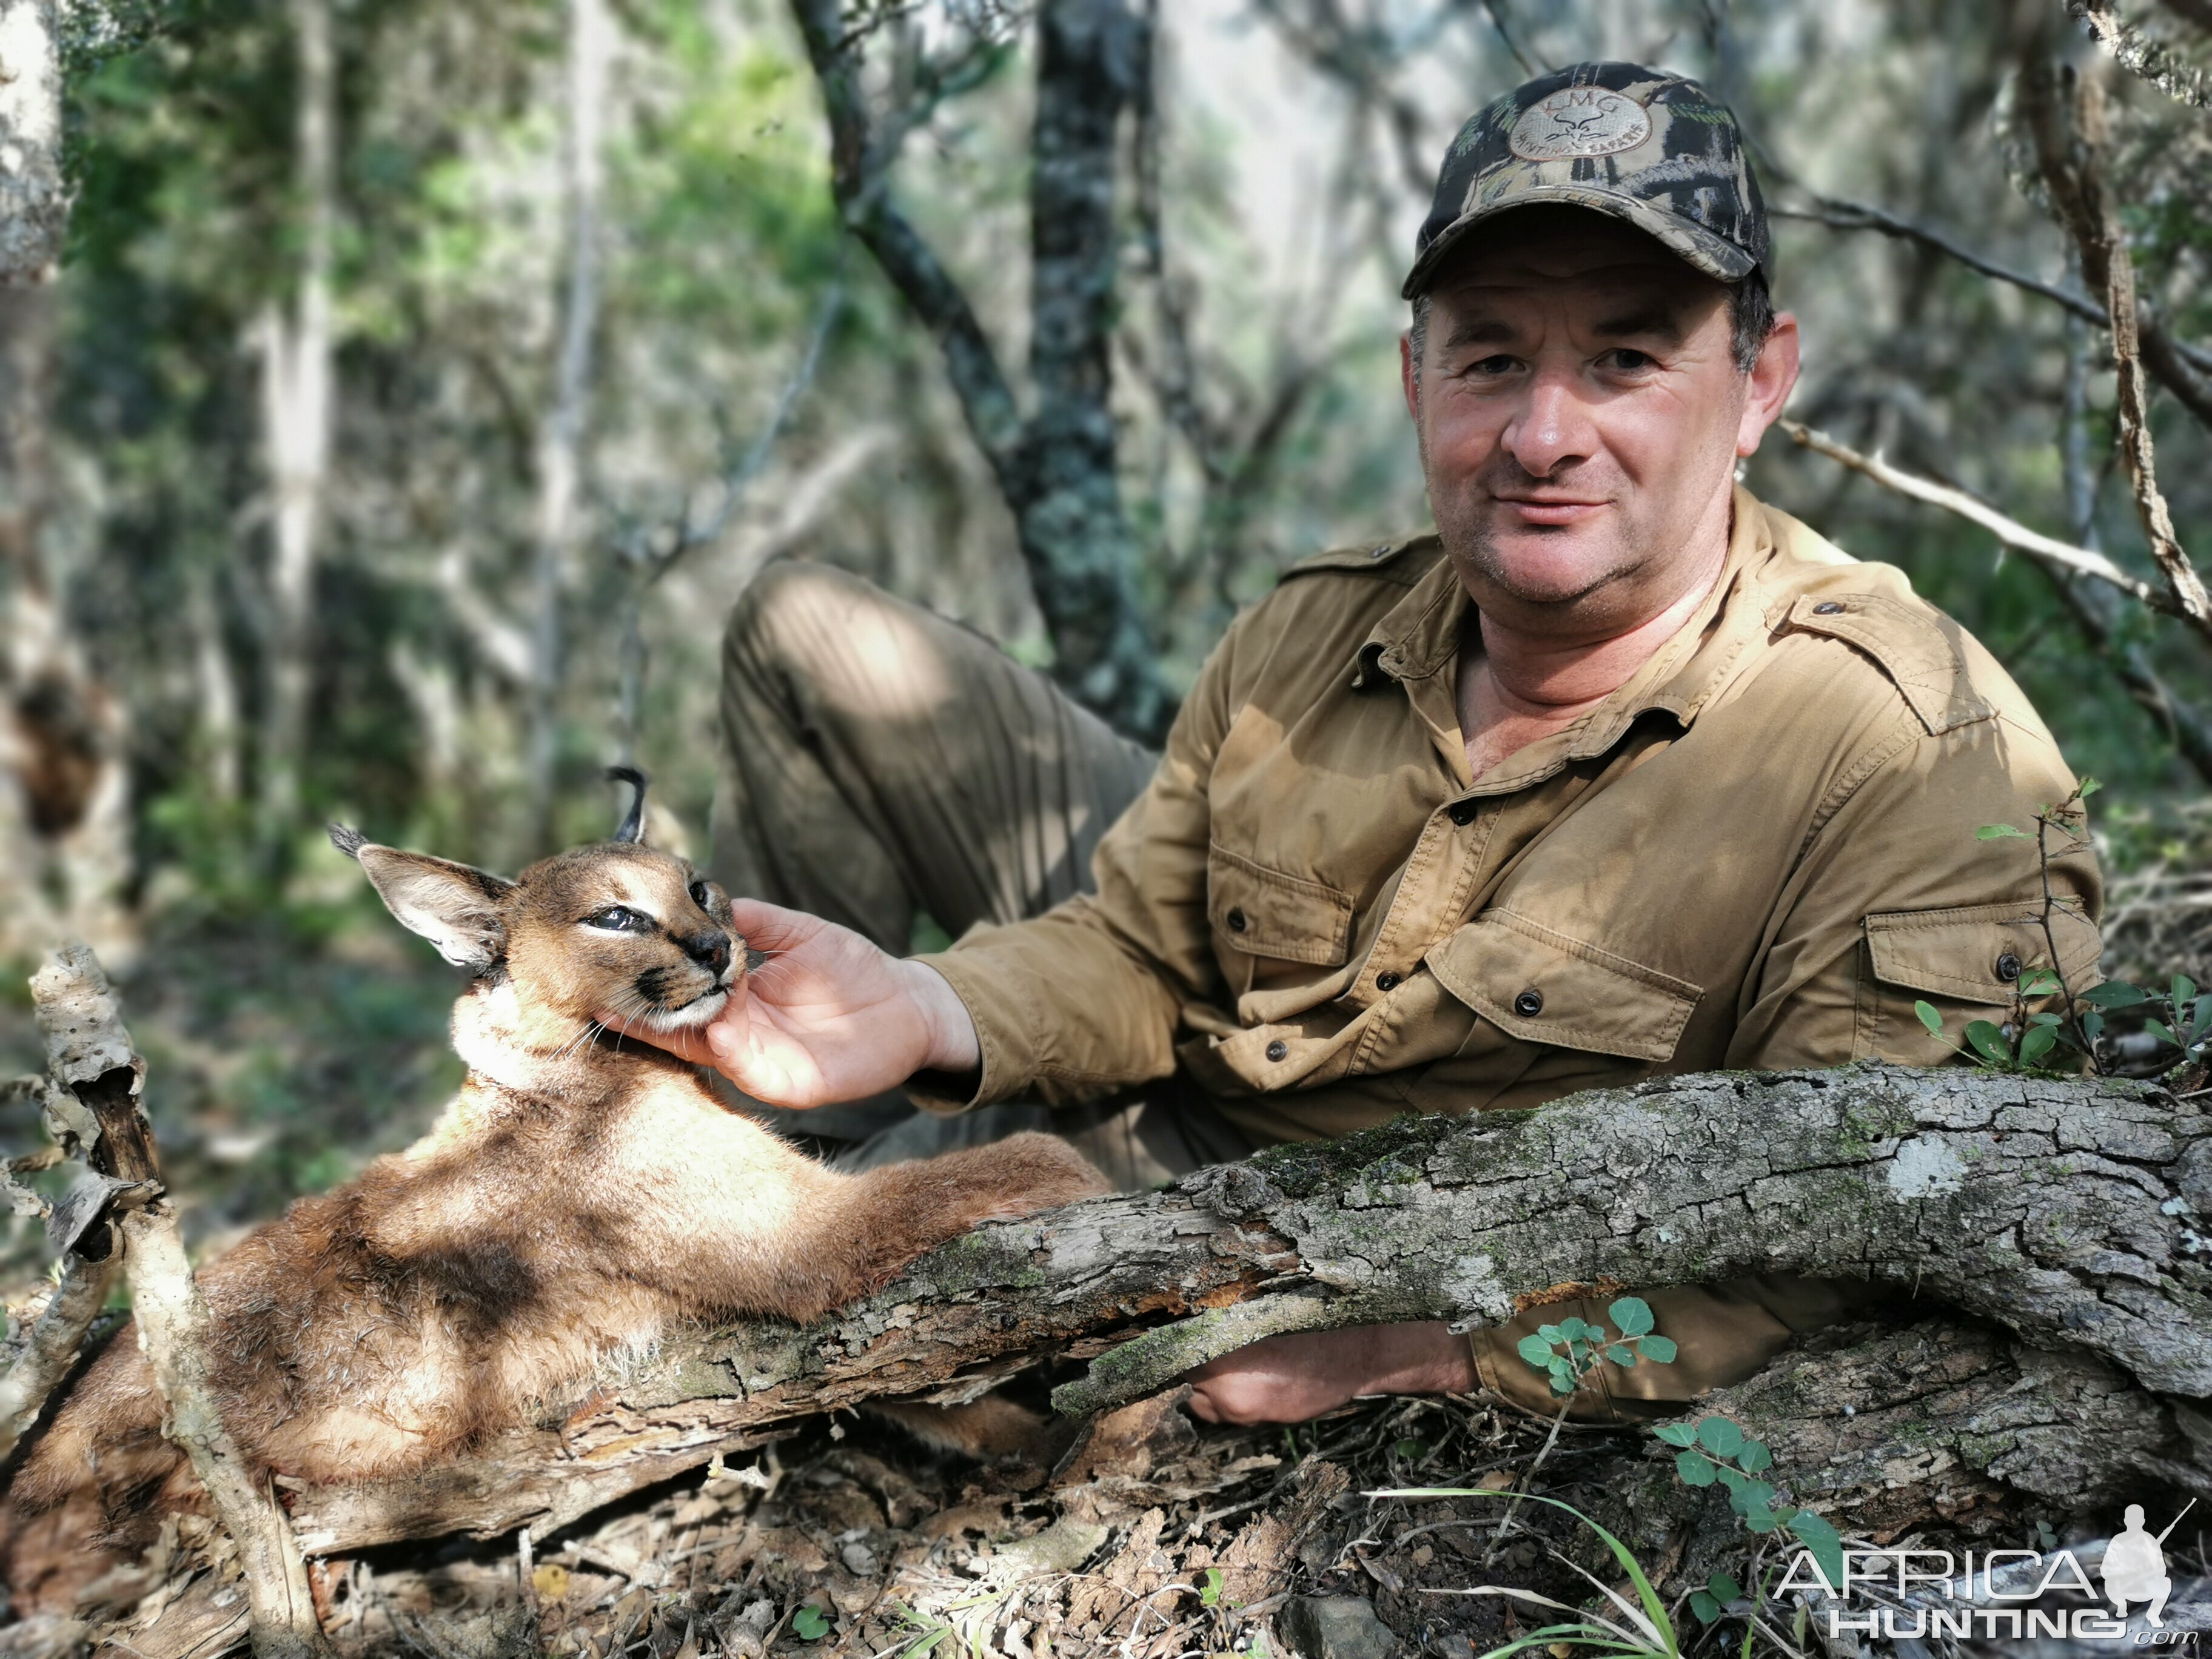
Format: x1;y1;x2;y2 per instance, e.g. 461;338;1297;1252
684;929;733;977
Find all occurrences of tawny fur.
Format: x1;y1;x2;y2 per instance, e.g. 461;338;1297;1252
2;833;1106;1616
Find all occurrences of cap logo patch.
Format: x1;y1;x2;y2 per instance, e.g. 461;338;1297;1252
1507;88;1652;161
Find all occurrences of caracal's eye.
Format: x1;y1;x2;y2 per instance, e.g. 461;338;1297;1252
688;880;711;908
582;905;651;934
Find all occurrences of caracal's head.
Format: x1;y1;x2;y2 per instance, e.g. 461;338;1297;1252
329;768;739;1050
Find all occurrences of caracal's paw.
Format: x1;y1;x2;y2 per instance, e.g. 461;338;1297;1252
967;1132;1114;1219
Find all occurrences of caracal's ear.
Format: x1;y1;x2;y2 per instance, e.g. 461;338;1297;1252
329;823;516;970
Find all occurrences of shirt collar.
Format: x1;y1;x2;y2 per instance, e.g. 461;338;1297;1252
1353;486;1783;760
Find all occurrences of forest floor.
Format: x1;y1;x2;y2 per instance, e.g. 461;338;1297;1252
68;1378;1681;1659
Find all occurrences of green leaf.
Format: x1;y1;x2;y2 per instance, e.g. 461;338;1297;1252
1392;1438;1424;1460
2079;777;2102;797
1786;1510;1845;1592
1549;1371;1575;1395
1708;1571;1742;1605
1636;1334;1678;1364
1715;1464;1747;1492
1609;1296;1655;1337
1689;1590;1721;1625
1515;1333;1555;1369
905;1632;945;1659
2082;1010;2106;1043
2020;971;2063;997
1976;823;2029;839
1653;1421;1697;1447
1964;1021;2013;1067
1743;1504;1781;1533
1557;1316;1588;1340
1537;1323;1563;1344
2178;976;2199;1010
2080;981;2148;1008
2028;1011;2062;1025
1675;1450;1718;1486
793;1607;831;1641
1607;1344;1635;1366
1198;1567;1224;1608
1697;1416;1743;1456
2020;1025;2058;1067
1914;999;1946;1036
2148;1019;2179;1048
1736;1439;1772;1473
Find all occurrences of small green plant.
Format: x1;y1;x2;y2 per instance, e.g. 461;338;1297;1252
791;1604;832;1641
1196;1567;1224;1608
1653;1415;1843;1586
1514;1296;1678;1395
1687;1568;1743;1626
1370;1487;1684;1659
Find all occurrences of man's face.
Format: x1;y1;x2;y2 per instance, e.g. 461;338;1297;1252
1401;207;1798;638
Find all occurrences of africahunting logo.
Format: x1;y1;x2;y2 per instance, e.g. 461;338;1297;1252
1778;1502;2197;1641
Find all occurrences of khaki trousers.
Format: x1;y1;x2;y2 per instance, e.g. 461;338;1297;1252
712;560;1868;1419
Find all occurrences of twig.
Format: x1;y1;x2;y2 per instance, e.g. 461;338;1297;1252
1476;0;1541;76
2069;0;2212;106
1777;418;2198;627
31;942;333;1659
0;1244;116;1457
2022;60;2212;629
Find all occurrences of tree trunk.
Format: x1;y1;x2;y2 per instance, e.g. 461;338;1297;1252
0;0;132;960
283;1065;2212;1555
525;0;610;853
786;0;1175;742
255;0;337;863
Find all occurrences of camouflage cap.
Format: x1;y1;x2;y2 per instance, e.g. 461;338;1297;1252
1402;61;1772;300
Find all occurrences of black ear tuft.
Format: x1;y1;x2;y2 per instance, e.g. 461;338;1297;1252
328;823;367;860
608;766;648;845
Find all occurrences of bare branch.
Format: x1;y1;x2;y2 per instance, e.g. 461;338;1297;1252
1475;0;1543;78
1777;417;2204;627
2022;59;2212;628
0;1247;115;1461
2068;0;2212;106
1769;196;2212;418
31;944;333;1659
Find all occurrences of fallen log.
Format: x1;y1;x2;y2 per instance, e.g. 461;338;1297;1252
286;1064;2212;1552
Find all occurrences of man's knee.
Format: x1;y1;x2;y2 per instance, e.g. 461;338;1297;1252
722;560;962;726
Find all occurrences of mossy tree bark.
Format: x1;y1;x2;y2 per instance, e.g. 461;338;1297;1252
286;1064;2212;1553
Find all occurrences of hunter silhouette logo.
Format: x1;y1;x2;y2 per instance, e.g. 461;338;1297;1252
2106;1501;2192;1627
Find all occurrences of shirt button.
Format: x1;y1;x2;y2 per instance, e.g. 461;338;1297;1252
1513;989;1544;1017
1996;951;2023;982
1812;601;1846;615
1226;908;1248;933
1376;971;1403;993
1447;801;1478;826
1265;1039;1289;1062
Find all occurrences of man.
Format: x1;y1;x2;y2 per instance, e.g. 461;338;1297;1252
619;62;2099;1425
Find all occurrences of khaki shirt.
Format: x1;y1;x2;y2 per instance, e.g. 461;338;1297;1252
920;488;2102;1147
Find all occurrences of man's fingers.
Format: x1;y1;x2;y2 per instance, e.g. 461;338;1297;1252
724;896;826;955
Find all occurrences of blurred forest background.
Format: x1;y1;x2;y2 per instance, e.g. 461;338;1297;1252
1;0;2210;1268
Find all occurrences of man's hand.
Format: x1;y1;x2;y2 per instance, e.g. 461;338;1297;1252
603;898;980;1108
1184;1322;1477;1426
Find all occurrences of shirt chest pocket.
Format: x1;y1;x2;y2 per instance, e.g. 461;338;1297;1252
1207;843;1356;978
1424;909;1705;1064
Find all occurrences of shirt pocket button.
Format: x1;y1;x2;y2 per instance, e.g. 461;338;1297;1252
1376;971;1403;992
1447;801;1478;826
1265;1039;1289;1062
1513;989;1544;1017
1226;908;1248;933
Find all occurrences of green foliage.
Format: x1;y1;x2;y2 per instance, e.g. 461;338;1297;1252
1196;1566;1224;1608
791;1604;831;1641
1513;1296;1675;1396
1375;1487;1686;1659
1652;1416;1843;1589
